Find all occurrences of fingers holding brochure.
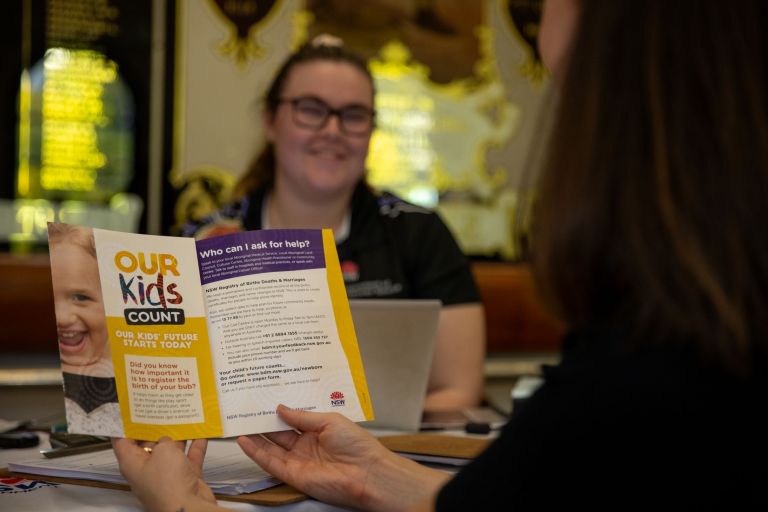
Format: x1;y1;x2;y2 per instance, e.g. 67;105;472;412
112;437;218;511
237;405;449;511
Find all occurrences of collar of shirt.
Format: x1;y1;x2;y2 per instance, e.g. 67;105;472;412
260;191;351;244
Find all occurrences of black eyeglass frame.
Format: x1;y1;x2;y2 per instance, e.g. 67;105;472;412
277;96;376;135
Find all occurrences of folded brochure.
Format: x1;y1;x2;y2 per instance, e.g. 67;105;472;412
47;223;373;440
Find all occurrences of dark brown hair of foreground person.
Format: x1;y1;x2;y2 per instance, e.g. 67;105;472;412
233;41;375;198
531;0;768;375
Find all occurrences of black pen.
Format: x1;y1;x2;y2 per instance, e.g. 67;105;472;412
40;440;113;458
419;422;499;435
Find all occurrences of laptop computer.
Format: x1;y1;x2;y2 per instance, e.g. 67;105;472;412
350;299;441;431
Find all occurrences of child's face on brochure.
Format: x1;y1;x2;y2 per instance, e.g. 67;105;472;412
50;242;110;373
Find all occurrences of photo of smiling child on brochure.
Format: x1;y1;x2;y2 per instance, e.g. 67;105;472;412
48;223;124;437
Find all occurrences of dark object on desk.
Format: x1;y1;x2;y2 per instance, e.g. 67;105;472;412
41;441;113;458
0;431;40;449
40;442;113;459
41;432;112;458
49;432;109;449
464;422;492;435
420;407;506;432
510;375;545;414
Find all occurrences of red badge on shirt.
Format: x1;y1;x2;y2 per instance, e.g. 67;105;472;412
340;261;359;283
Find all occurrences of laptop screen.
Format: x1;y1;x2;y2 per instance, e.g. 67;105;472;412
350;299;441;431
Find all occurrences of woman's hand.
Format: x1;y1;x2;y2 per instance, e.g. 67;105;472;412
237;405;449;512
112;437;221;512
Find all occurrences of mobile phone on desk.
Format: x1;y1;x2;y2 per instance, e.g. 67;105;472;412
420;408;507;433
0;431;40;449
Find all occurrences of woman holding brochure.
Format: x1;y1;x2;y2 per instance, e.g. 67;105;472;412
115;0;768;509
182;37;485;413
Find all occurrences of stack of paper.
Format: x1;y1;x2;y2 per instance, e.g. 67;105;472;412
8;439;279;496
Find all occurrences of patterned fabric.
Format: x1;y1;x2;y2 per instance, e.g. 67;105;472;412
64;398;124;437
61;372;123;436
63;372;118;414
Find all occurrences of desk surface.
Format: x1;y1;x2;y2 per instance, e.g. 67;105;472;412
0;434;349;512
0;354;515;511
1;426;486;512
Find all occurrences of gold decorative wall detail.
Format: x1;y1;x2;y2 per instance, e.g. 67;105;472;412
367;40;518;208
503;0;546;84
207;0;283;67
171;167;237;232
287;0;547;259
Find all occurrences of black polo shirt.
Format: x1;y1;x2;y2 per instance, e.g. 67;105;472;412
183;182;480;305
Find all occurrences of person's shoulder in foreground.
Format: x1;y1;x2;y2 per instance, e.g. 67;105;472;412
435;325;768;509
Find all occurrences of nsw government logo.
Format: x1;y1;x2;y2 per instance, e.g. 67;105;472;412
330;391;345;406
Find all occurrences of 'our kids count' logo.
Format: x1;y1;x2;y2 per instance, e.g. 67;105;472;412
114;250;186;325
330;391;345;407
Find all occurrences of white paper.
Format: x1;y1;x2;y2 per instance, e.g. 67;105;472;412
8;439;279;495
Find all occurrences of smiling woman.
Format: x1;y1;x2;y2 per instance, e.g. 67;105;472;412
264;58;373;207
182;37;486;413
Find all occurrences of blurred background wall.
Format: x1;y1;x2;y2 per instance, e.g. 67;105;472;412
0;0;563;357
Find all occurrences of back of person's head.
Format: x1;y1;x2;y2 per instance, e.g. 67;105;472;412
234;36;374;198
531;0;768;373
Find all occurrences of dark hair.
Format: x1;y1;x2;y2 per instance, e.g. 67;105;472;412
530;0;768;373
233;40;375;198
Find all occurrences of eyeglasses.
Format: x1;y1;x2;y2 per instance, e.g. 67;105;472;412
278;96;374;136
